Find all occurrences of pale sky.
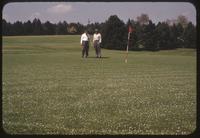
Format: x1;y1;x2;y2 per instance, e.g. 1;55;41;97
2;2;196;25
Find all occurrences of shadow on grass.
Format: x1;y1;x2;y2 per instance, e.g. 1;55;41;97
87;56;110;59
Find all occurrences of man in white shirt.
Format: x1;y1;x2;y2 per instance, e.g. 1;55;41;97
80;30;89;58
93;29;102;58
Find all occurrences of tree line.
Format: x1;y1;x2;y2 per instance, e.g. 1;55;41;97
2;14;196;50
2;18;92;35
101;15;196;50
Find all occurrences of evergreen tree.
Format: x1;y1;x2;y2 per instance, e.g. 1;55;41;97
1;16;196;50
155;22;171;50
143;20;156;50
101;15;126;50
32;18;43;35
2;19;8;35
76;22;84;34
12;21;24;35
56;21;66;35
24;20;33;35
183;22;196;48
133;22;145;50
43;21;55;35
175;23;185;48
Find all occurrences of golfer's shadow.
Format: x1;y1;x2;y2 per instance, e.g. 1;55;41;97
88;56;109;59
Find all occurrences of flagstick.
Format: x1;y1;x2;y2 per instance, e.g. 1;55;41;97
125;32;130;63
125;44;128;63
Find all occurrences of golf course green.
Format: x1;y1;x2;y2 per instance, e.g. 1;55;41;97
2;35;196;135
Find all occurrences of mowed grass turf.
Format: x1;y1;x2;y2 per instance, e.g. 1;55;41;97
2;35;196;135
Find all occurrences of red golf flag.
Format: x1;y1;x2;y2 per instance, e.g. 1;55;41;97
128;25;133;33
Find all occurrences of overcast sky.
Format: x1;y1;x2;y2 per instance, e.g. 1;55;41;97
2;2;196;25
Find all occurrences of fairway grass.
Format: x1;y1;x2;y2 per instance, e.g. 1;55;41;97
2;35;196;135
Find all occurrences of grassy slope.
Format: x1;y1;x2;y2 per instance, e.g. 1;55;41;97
2;35;196;135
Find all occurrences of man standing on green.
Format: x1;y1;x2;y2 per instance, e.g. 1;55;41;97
93;29;102;58
80;30;90;58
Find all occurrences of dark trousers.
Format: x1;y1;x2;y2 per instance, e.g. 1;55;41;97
82;41;89;57
94;40;101;57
